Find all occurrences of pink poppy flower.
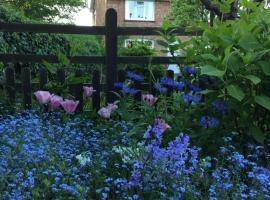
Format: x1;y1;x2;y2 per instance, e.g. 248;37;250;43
34;91;51;105
60;100;79;113
106;103;118;112
98;107;111;118
83;86;96;97
142;94;158;106
154;118;171;134
49;95;63;110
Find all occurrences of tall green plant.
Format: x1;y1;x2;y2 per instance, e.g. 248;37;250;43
182;0;270;143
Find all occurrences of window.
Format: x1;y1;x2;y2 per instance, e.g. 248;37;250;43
124;39;154;49
125;0;155;21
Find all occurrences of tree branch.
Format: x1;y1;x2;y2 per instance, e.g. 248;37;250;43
200;0;239;20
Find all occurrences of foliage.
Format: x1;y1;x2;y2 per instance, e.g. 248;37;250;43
167;0;209;27
118;40;166;81
0;0;84;21
159;0;270;145
0;5;70;65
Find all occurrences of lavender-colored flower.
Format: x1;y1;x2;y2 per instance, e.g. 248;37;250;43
183;67;197;75
153;83;167;93
189;84;203;92
114;82;125;89
122;86;139;95
212;100;229;114
127;72;142;82
200;116;219;128
183;94;201;104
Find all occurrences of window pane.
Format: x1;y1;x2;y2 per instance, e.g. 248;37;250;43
145;2;154;20
126;1;136;19
137;1;144;18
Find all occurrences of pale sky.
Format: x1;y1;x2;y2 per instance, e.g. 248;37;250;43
73;7;93;26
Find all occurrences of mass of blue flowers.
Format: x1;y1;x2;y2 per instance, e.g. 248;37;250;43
0;110;269;199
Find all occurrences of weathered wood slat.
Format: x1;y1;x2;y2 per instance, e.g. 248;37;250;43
0;23;105;35
39;68;48;90
0;54;105;64
74;69;83;112
0;23;201;36
117;56;184;64
5;66;16;103
117;27;202;36
22;67;31;109
105;8;117;103
92;70;100;111
0;54;184;64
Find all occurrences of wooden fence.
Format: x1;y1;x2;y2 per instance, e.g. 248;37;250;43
0;8;201;111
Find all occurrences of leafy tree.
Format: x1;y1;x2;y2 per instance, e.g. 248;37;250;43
167;0;209;27
0;0;84;21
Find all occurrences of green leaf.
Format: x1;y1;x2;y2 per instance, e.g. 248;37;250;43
258;61;270;76
249;125;265;144
57;51;70;65
200;54;220;62
238;33;261;50
226;84;245;101
199;89;216;95
42;60;57;74
254;95;270;111
200;65;225;77
244;75;261;85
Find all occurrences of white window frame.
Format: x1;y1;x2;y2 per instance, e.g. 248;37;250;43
124;38;154;49
125;0;155;21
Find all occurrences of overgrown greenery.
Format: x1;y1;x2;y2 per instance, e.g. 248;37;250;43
118;40;166;80
167;0;209;27
161;0;270;146
0;0;84;21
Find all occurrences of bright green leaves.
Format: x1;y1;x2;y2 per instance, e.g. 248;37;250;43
258;61;270;76
200;65;225;77
244;75;261;85
226;85;245;101
238;33;262;50
254;96;270;111
249;125;266;144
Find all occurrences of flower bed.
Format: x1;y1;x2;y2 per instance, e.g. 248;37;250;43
0;111;269;199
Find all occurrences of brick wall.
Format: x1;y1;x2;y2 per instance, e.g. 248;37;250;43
94;0;189;57
95;0;170;27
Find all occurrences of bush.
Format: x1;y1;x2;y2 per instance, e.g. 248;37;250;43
159;1;270;147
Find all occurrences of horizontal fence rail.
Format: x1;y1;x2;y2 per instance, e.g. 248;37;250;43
0;23;201;36
0;54;184;64
0;8;202;106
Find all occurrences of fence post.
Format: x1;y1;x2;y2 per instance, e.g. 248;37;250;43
5;65;16;103
39;67;48;90
22;67;31;109
74;69;83;112
105;8;117;103
57;68;66;85
134;80;142;101
92;70;100;111
166;70;174;97
116;69;126;95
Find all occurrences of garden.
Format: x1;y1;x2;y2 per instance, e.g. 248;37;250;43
0;0;270;199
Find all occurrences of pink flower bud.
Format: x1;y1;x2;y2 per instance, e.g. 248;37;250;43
106;103;118;112
83;86;96;97
34;91;51;105
60;100;79;113
142;94;158;106
154;118;171;134
98;107;111;118
49;95;63;110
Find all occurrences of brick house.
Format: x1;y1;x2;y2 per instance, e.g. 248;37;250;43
90;0;171;51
